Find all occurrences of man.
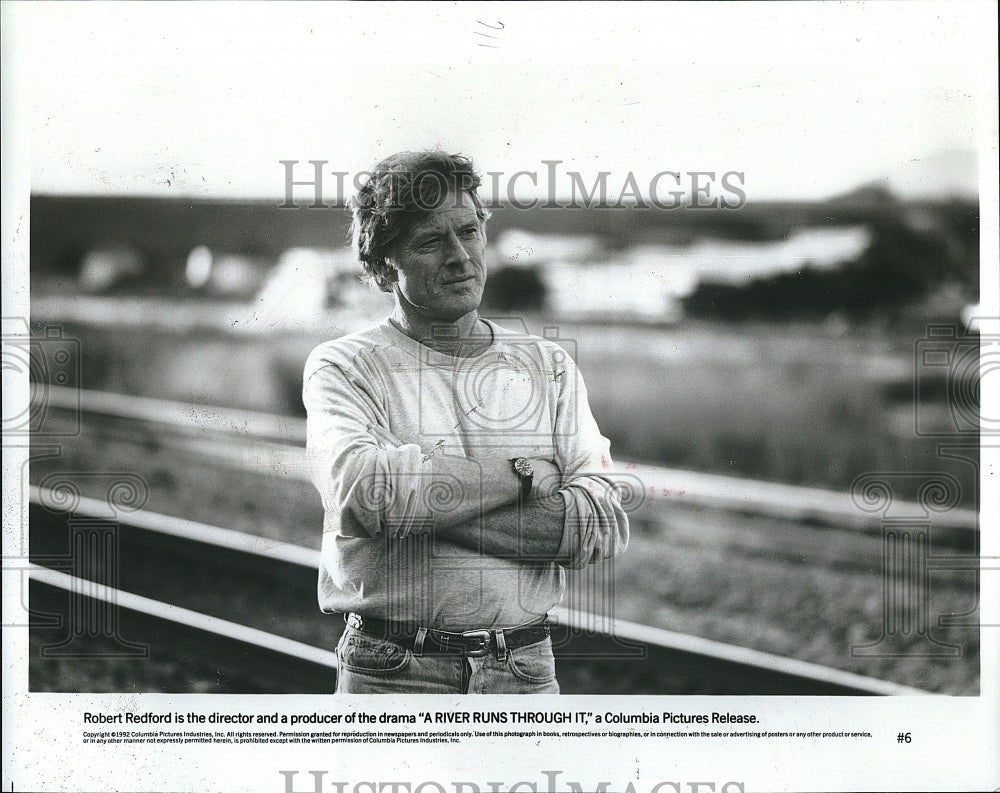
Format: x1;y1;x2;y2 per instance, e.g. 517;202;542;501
303;150;628;694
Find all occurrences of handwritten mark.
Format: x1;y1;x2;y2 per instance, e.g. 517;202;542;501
453;403;482;429
421;439;446;463
475;19;504;48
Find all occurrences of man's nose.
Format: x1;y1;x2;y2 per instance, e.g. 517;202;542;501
442;231;472;265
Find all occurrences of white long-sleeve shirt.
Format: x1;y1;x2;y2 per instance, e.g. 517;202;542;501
302;317;628;629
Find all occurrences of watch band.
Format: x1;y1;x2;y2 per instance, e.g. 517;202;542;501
511;457;534;500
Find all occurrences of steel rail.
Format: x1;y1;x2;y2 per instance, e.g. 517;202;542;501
40;385;981;532
29;485;932;696
27;564;341;670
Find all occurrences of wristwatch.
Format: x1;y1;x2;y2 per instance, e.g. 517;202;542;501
510;457;534;501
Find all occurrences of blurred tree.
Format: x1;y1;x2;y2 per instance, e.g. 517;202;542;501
683;200;978;321
480;266;548;312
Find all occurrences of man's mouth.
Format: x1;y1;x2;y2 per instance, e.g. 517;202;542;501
442;275;475;285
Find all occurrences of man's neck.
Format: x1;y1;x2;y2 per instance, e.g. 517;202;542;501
389;307;493;358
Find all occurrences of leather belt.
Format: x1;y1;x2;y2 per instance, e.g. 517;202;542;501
345;613;550;661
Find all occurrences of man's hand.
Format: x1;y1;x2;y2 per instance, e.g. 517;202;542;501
361;422;567;560
367;422;561;496
367;423;405;449
365;423;563;523
528;458;562;501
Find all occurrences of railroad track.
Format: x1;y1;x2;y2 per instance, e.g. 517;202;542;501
32;385;980;583
39;385;980;537
23;386;981;694
27;486;928;696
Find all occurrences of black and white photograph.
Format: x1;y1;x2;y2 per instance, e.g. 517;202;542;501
3;1;998;791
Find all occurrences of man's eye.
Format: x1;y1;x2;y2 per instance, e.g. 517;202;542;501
461;227;480;238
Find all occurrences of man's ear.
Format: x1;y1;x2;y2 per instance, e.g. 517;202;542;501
372;260;398;292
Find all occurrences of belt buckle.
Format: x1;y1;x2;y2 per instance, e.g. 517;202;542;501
460;629;492;658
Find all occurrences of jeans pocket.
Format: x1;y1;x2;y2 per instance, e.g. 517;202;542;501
506;637;557;683
338;628;412;678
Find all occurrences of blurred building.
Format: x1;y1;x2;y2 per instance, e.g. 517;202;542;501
492;227;872;325
78;246;147;293
685;226;872;286
184;245;268;298
491;230;602;267
240;247;389;332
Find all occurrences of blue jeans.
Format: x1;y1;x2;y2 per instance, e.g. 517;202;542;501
335;626;560;694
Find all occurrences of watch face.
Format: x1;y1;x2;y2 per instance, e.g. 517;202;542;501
513;458;533;477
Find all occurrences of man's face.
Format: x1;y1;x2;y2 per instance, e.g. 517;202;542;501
388;191;487;323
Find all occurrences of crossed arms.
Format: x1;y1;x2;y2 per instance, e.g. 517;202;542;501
366;422;568;562
303;352;629;570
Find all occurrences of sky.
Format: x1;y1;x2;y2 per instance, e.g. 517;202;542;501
3;1;995;202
